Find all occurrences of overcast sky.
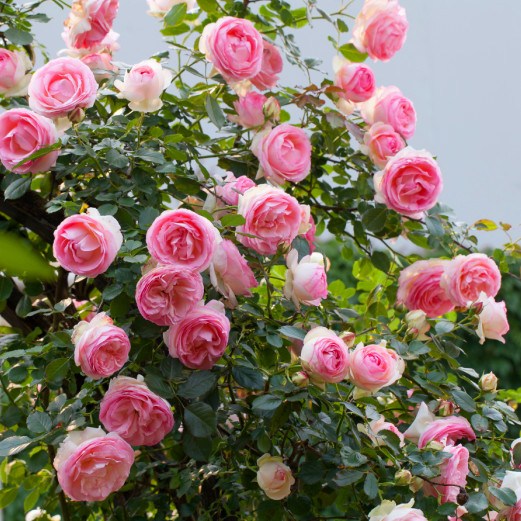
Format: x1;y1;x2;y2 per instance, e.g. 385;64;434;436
33;0;521;247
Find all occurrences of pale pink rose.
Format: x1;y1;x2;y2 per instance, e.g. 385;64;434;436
62;0;119;52
418;416;476;449
369;499;427;521
209;239;258;307
0;109;59;174
147;0;197;17
476;293;509;345
361;414;405;447
360;86;416;139
251;124;311;186
164;300;230;370
302;212;316;253
374;147;443;218
480;371;498;393
199;16;264;83
72;312;130;379
215;172;256;207
362;122;406;168
403;402;435;443
300;327;350;384
256;454;295;501
284;249;328;308
441;253;501;307
53;208;122;277
236;184;301;255
146;209;219;272
100;375;174;446
352;0;408;62
228;92;279;129
28;57;97;119
53;427;134;502
114;59;172;113
0;49;31;97
405;310;430;338
80;52;118;81
333;56;376;103
251;40;283;91
348;342;404;393
397;259;454;318
135;265;204;326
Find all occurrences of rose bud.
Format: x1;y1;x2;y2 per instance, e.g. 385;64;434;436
479;372;498;393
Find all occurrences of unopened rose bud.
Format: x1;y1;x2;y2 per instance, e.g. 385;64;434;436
68;107;85;124
409;476;423;493
339;331;356;348
405;310;430;338
479;372;498;393
292;371;309;388
437;400;456;417
394;469;412;486
263;97;281;121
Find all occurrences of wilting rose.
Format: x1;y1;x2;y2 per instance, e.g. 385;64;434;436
0;108;59;174
100;375;174;446
237;184;301;255
476;293;509;345
374;147;443;218
368;499;427;521
53;427;134;502
251;40;283;91
80;52;118;81
147;0;197;17
53;208;123;277
146;209;219;272
135;265;204;326
256;454;295;501
215;172;256;207
418;415;476;449
0;48;32;97
333;56;376;103
164;300;230;370
72;312;130;379
362;122;405;168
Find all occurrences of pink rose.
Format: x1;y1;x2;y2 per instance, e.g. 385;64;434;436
164;300;230;370
333;57;376;103
418;416;476;449
360;86;416;139
301;211;317;253
146;209;219;272
199;16;264;83
423;444;470;503
403;402;435;443
0;108;59;174
362;415;405;447
53;208;123;277
215;172;256;207
147;0;197;17
62;0;119;52
300;327;350;384
397;259;454;318
28;57;97;120
251;40;283;91
135;265;204;326
348;342;404;393
506;503;521;521
284;249;328;308
229;92;279;129
352;0;408;62
0;48;31;97
236;184;302;255
252;124;312;186
362;122;406;168
209;239;258;307
72;312;130;379
114;59;172;113
369;500;427;521
256;454;295;501
80;52;118;81
100;375;174;446
53;427;134;502
374;147;443;218
441;253;501;307
476;293;509;345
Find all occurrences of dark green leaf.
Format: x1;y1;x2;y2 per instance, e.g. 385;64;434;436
489;486;517;507
44;358;70;385
205;95;226;129
464;493;488;514
0;277;14;301
184;402;217;438
4;177;31;200
362;207;388;233
0;436;33;457
232;366;265;390
182;434;212;461
178;371;217;400
27;411;52;434
452;389;476;412
278;325;306;341
363;473;378;499
252;394;282;412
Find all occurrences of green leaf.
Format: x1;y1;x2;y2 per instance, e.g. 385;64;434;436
44;358;70;385
184;402;217;438
0;436;33;457
252;395;282;413
164;2;187;26
278;325;306;341
106;149;129;169
27;411;52;434
182;434;212;461
465;492;488;514
298;460;324;485
145;373;174;399
452;389;476;412
4;27;33;45
363;473;378;499
4;176;31;200
0;487;18;509
178;371;217;400
197;0;218;13
435;320;455;334
135;148;165;164
138;207;160;230
371;251;390;273
362;207;388;233
23;488;39;512
470;414;489;433
334;470;364;487
220;213;246;227
205;95;226;129
338;43;368;63
232;365;265;390
340;446;368;467
489;486;517;507
0;277;14;301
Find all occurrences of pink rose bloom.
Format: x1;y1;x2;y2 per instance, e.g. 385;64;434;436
251;124;311;186
284;249;328;308
0;108;59;174
62;0;119;52
199;16;264;83
362;414;405;447
0;49;31;97
348;342;404;393
423;444;470;504
476;293;509;345
80;52;118;81
72;312;130;379
164;300;230;370
28;57;97;119
369;500;427;521
228;91;278;129
114;59;172;113
147;0;197;17
53;427;134;502
209;239;258;307
146;209;219;272
362;122;406;169
333;57;376;103
418;416;476;449
256;454;295;501
506;503;521;521
360;86;416;139
441;253;501;307
374;147;443;219
300;327;350;384
301;211;317;253
53;208;123;277
397;259;454;318
135;265;204;326
215;172;256;207
237;184;302;255
352;0;408;62
100;375;174;446
251;40;283;91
